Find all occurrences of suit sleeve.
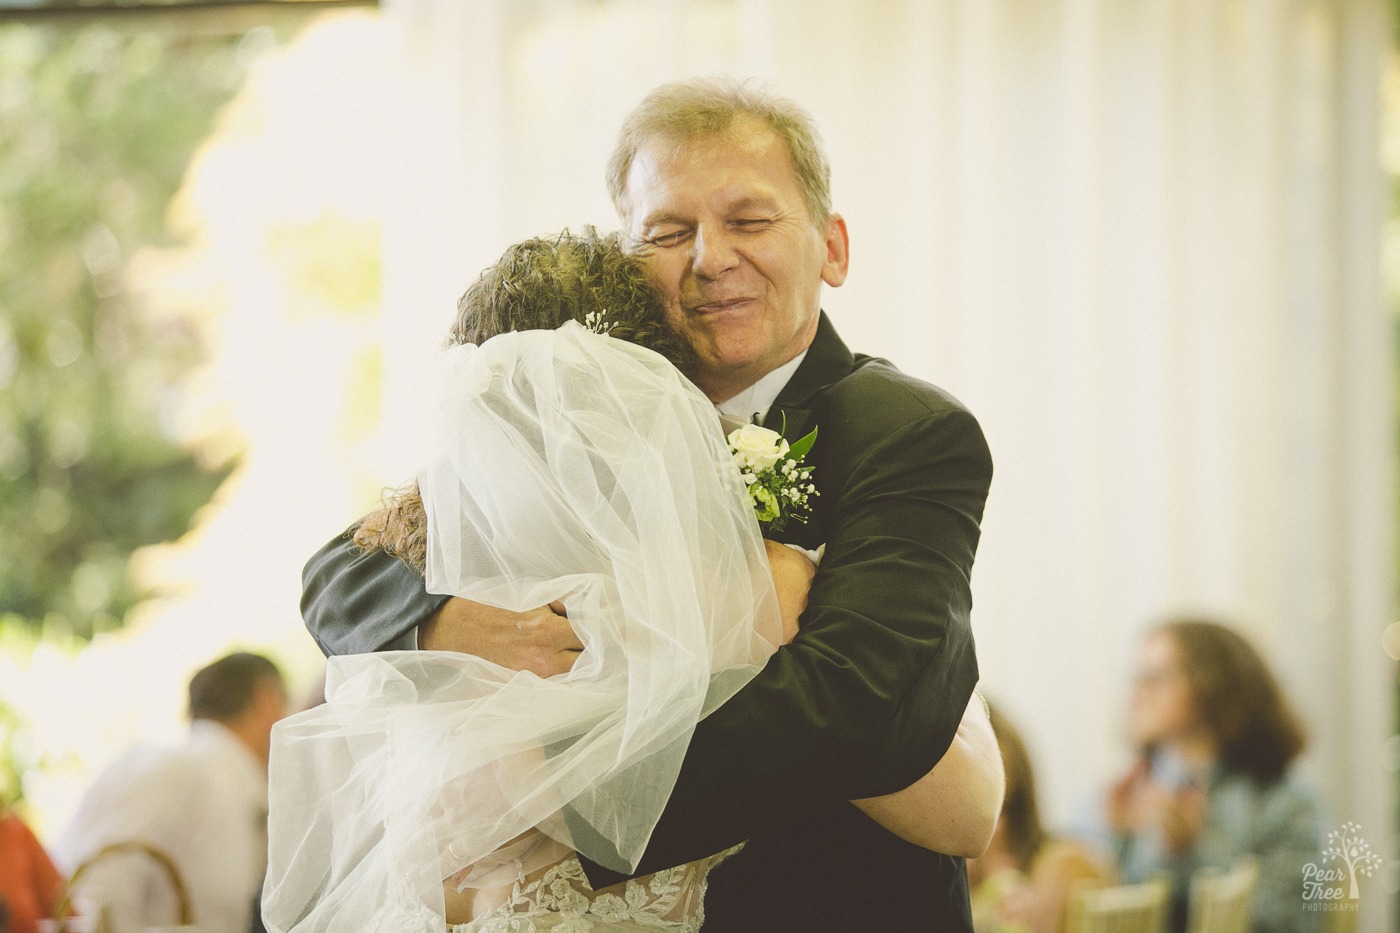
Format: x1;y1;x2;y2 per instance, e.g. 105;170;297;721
301;528;448;656
580;403;992;884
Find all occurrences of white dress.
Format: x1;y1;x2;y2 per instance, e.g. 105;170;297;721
449;848;742;933
264;324;781;932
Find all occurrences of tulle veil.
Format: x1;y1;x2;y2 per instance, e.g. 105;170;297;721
263;323;781;931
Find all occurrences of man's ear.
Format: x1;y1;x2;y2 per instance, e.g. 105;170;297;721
820;213;850;288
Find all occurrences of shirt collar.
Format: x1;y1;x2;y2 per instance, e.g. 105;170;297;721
714;350;809;427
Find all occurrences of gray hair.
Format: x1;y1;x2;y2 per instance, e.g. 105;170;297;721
606;77;833;225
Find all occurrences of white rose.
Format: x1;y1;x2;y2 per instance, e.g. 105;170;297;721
728;423;789;472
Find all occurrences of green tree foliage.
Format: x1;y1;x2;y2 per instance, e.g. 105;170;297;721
0;696;25;808
0;23;250;640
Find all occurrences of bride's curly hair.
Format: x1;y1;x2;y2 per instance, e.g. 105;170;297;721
352;229;696;572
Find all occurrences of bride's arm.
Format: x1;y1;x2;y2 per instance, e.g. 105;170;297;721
850;692;1003;857
765;544;1003;857
764;540;817;644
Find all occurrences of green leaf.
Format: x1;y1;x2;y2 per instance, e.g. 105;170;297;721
787;425;818;461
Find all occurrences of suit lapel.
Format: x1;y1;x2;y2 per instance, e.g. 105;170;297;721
760;312;854;441
759;313;854;550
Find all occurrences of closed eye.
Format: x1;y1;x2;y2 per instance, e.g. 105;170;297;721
646;229;691;248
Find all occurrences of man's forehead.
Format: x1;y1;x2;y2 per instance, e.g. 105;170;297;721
639;118;785;171
626;125;799;218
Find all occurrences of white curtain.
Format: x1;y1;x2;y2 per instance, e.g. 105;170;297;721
375;2;1394;927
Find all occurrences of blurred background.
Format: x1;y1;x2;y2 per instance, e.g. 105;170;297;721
0;0;1395;930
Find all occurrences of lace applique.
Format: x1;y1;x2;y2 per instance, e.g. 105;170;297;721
369;890;453;932
451;847;740;933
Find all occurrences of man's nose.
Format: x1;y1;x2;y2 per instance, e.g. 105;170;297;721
692;225;739;280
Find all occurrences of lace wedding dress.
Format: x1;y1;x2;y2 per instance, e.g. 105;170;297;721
449;848;741;932
264;325;780;932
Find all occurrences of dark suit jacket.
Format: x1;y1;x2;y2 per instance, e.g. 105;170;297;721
300;313;993;931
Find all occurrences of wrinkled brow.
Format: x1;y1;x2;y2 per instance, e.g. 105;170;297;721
638;210;690;230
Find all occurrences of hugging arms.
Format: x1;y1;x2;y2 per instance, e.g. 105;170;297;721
301;232;1000;887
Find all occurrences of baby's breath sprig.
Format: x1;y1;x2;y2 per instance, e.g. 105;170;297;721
583;309;615;335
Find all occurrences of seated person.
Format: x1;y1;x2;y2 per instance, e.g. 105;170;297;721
1104;618;1321;933
968;702;1112;933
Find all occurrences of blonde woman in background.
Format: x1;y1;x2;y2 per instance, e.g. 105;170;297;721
969;704;1112;933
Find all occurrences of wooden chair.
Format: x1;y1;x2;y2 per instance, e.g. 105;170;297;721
1323;905;1359;933
47;839;195;933
1187;857;1259;933
1064;877;1171;933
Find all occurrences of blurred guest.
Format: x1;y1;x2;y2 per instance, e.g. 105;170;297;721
1106;618;1320;933
55;652;286;933
0;807;65;933
969;704;1112;933
293;666;326;714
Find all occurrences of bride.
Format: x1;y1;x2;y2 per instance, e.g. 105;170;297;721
262;231;1001;932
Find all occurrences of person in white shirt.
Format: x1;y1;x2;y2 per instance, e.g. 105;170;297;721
56;652;287;933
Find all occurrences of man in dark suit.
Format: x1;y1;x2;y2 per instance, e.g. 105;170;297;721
301;78;994;930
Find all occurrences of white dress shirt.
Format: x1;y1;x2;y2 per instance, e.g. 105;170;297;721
713;350;822;564
55;720;269;933
713;350;808;432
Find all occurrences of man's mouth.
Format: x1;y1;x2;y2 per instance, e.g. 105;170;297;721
689;297;756;315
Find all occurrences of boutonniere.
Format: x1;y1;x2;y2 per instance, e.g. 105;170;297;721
727;418;818;533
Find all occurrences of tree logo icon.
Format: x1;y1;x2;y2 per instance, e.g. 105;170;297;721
1303;821;1382;902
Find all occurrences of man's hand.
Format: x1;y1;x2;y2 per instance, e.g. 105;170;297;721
420;597;583;678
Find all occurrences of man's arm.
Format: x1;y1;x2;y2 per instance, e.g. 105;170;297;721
303;399;991;877
852;691;1004;857
765;540;1002;858
303;527;584;671
580;403;992;882
302;529;437;655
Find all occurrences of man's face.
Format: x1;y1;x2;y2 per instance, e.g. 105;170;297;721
622;117;849;403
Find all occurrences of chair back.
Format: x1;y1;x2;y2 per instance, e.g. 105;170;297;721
1065;877;1171;933
1187;857;1259;933
50;839;195;931
1323;906;1358;933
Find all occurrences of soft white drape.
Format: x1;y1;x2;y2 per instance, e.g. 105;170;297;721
374;2;1394;926
265;325;781;931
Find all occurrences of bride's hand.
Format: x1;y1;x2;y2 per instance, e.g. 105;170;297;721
443;829;573;924
764;540;816;644
421;597;583;677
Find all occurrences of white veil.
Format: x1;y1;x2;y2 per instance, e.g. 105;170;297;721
264;323;782;931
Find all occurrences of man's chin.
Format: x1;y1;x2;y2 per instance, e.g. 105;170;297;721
698;343;764;376
695;355;771;401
